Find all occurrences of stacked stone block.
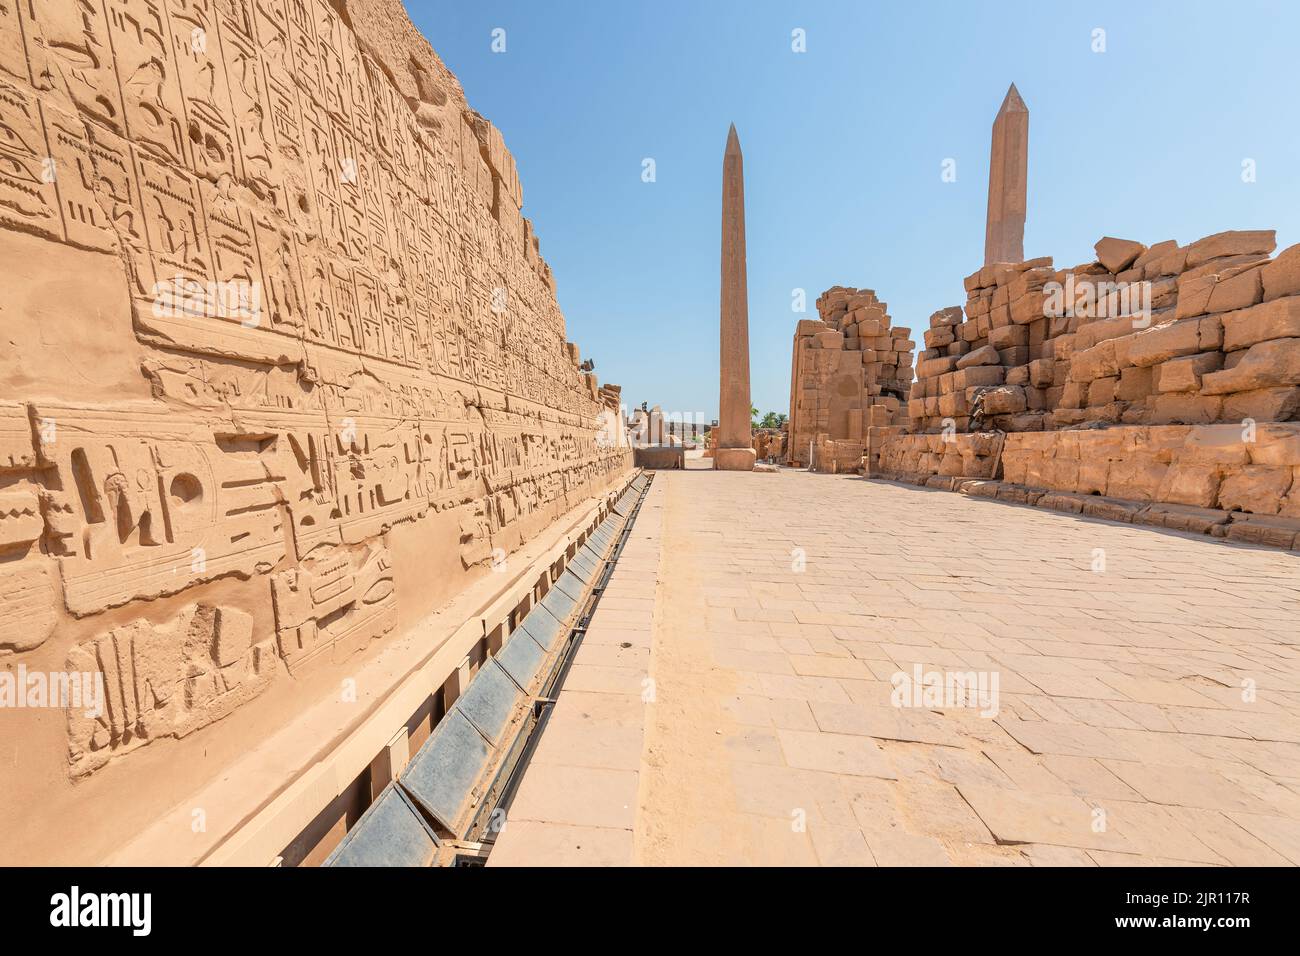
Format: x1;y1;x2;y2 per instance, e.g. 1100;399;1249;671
908;229;1300;435
875;433;1002;480
911;258;1063;434
1055;231;1300;428
875;424;1300;550
786;286;915;467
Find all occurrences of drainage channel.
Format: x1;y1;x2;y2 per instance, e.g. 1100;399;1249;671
466;476;652;865
322;472;653;867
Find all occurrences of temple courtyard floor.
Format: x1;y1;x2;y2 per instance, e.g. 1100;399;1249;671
489;458;1300;866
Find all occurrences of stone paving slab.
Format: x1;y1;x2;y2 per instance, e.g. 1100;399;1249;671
488;483;664;866
496;464;1300;866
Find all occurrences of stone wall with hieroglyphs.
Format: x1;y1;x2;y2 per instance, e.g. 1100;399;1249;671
0;0;630;799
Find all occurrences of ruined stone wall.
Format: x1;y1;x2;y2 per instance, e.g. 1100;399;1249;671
876;433;1001;480
0;0;630;861
786;286;914;467
877;425;1300;552
910;230;1300;434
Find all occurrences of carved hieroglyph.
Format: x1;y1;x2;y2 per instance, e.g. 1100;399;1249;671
0;0;630;782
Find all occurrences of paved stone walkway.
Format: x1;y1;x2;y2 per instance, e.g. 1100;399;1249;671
494;463;1300;866
489;483;662;866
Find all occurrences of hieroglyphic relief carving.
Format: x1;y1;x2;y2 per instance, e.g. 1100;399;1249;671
0;0;631;781
270;537;394;673
66;602;277;775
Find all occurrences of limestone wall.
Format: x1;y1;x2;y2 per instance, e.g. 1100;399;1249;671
910;230;1300;434
786;286;914;466
0;0;630;861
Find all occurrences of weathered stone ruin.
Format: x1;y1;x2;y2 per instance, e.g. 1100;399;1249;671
912;230;1289;436
876;231;1300;547
753;428;785;462
803;82;1300;553
786;287;915;470
0;0;631;863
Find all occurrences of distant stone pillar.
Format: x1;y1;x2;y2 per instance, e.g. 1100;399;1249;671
984;84;1028;266
716;123;756;471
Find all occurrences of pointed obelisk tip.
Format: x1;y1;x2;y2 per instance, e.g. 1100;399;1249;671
999;83;1027;114
726;122;741;153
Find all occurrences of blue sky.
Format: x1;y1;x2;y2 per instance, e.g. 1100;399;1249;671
406;0;1300;420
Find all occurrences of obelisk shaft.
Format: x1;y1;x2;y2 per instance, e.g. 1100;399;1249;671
716;124;755;471
984;84;1028;266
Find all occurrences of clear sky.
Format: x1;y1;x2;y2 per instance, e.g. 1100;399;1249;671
406;0;1300;421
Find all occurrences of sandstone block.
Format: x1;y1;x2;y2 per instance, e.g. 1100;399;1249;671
1094;237;1147;274
1218;466;1292;514
938;390;969;417
999;346;1030;366
1184;230;1276;268
1076;315;1140;351
1182;425;1252;465
1220;296;1300;351
1156;352;1222;393
1246;423;1300;466
1202;338;1300;395
1133;240;1178;270
1145;246;1189;279
930;306;964;328
957;365;1006;388
1181;253;1271;283
1127;317;1218;367
1175;273;1217;320
1007;267;1054;301
1205;266;1264;314
1009;291;1048;325
1106;458;1168;501
1224;514;1300;547
1148;393;1224;424
980;385;1027;415
1138;502;1230;535
1117;366;1155;402
1089;376;1118;405
1223;387;1300;423
956;344;1001;369
989;325;1028;350
1262;243;1300;302
1070;339;1119;382
1156;464;1222;508
1028;358;1054;389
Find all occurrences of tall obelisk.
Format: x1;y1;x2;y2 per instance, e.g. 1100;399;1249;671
715;123;756;471
984;83;1028;266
